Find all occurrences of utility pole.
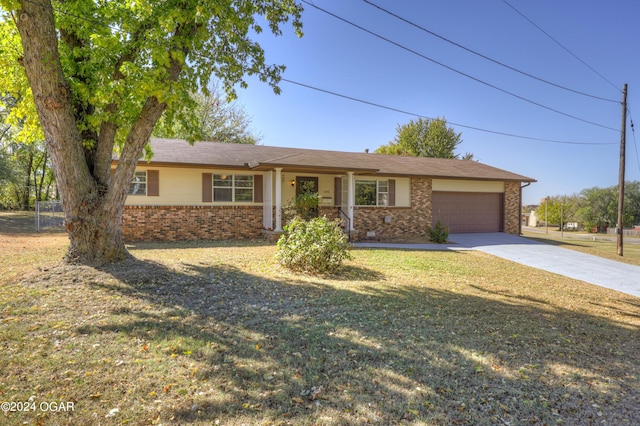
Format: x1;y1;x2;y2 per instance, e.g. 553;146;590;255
617;84;627;256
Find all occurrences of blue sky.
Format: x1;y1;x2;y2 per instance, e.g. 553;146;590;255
234;0;639;205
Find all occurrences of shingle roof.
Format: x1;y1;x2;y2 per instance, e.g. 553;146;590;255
129;138;535;182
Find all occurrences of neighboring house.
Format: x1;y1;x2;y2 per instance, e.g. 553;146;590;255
524;210;540;227
112;138;536;241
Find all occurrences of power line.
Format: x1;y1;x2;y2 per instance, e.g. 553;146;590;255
18;0;623;149
300;0;618;132
281;78;615;146
501;0;620;92
362;0;618;104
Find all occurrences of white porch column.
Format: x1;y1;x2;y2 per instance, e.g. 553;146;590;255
274;167;283;231
263;170;273;230
347;171;356;231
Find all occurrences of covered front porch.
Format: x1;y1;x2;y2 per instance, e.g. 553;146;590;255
260;168;359;235
256;164;424;242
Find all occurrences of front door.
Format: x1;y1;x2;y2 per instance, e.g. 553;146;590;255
296;176;319;218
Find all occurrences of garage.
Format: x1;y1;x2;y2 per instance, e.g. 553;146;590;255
432;191;504;233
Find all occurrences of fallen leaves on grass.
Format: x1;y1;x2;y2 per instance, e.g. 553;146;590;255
1;237;639;425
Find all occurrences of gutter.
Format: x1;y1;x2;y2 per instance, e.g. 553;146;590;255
519;182;532;235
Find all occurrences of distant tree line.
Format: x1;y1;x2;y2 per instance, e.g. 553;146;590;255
0;94;56;209
0;86;259;210
535;182;640;232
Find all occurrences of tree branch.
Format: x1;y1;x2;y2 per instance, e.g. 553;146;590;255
95;23;152;190
108;20;200;205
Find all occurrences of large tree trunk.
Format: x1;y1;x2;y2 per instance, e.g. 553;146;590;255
15;0;189;264
15;0;128;264
65;197;128;263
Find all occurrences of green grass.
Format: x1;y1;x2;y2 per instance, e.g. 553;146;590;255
522;230;640;267
1;232;639;425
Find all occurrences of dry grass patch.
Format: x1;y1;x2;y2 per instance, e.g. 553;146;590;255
522;230;640;267
1;232;639;425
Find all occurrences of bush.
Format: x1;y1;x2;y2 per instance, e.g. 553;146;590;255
294;191;319;220
276;216;351;274
428;220;449;243
282;191;319;223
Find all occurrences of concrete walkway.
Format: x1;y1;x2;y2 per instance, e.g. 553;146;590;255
354;233;640;298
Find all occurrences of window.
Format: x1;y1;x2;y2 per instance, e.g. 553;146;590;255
377;180;389;206
129;171;147;195
213;174;254;202
355;179;388;206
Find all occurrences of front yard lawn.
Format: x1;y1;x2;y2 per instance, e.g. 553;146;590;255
522;230;640;267
1;233;639;425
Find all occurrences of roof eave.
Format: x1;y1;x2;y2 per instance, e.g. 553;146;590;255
247;162;380;174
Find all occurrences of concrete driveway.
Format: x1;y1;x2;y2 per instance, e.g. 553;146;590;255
355;233;640;298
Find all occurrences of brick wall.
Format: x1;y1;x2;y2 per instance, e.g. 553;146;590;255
319;206;340;221
123;205;263;241
503;182;521;234
123;179;521;242
353;177;433;241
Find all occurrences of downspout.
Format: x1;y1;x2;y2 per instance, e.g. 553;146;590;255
520;182;532;235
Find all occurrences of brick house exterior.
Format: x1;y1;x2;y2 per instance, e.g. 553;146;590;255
353;177;433;241
115;139;535;242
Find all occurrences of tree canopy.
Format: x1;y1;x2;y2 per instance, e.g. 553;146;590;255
535;183;640;231
153;84;261;144
375;117;473;160
0;0;303;263
0;21;42;145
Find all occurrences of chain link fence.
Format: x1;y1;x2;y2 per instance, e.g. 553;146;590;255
35;201;65;232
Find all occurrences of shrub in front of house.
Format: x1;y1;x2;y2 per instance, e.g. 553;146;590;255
276;216;351;274
282;191;320;223
428;220;449;243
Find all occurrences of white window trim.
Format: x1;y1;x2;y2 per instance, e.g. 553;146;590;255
129;170;147;196
355;178;389;207
212;174;254;203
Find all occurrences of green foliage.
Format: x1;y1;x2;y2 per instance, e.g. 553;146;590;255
427;220;449;243
536;183;640;232
2;0;302;148
0;93;56;209
0;151;9;181
375;117;472;160
535;194;580;229
355;180;377;206
576;186;618;231
626;181;640;226
153;83;260;144
281;193;320;224
0;22;43;145
294;191;319;220
276;216;351;274
282;179;319;222
1;0;304;261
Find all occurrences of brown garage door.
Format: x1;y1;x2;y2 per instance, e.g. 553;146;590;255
432;192;504;233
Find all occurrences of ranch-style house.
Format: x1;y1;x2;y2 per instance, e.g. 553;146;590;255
113;138;536;241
